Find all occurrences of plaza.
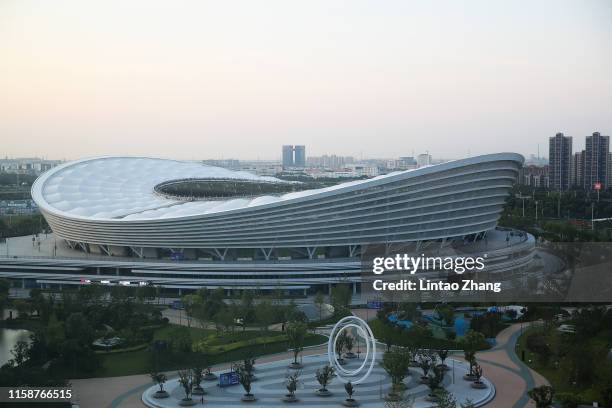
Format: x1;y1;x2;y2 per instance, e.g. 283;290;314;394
141;353;494;408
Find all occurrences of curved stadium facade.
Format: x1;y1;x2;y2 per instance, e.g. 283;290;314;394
0;153;534;295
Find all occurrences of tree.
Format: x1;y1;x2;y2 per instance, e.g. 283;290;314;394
214;308;235;334
345;381;356;403
236;362;255;400
436;349;449;369
382;348;411;397
335;330;347;364
149;370;168;397
426;366;445;398
8;340;30;367
436;304;455;327
434;390;457;408
528;385;554;408
330;283;351;313
0;278;10;310
286;321;307;367
472;363;484;385
13;299;31;318
384;390;415;408
238;291;255;330
315;365;335;395
314;291;325;321
191;365;205;395
285;370;300;401
177;369;193;403
65;312;95;346
344;333;355;357
417;350;435;381
460;330;485;377
254;300;275;332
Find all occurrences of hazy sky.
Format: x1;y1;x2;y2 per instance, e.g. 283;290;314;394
1;0;611;161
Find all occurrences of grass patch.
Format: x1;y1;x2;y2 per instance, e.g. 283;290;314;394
89;326;327;378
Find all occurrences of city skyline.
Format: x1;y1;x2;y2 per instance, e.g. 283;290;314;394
1;0;611;160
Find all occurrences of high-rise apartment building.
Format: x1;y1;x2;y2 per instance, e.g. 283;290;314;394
293;145;306;167
548;132;572;191
584;132;609;190
282;145;294;168
282;145;306;169
571;151;585;188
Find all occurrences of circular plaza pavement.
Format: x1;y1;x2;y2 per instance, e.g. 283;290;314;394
141;353;494;408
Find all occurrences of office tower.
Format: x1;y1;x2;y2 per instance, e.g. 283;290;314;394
282;145;294;168
417;153;432;168
548;132;572;191
293;145;306;167
571;151;585;188
584;132;610;190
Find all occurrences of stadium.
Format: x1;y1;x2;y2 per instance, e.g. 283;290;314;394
0;153;535;296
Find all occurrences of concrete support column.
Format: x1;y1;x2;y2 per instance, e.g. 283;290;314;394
115;268;120;276
21;279;25;289
328;283;332;295
96;267;100;275
352;282;357;295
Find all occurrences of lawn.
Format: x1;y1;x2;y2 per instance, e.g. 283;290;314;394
92;325;327;378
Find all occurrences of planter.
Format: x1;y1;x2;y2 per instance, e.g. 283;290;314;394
288;362;303;369
282;394;299;403
316;388;332;397
471;381;487;389
241;394;257;402
463;374;476;381
192;386;206;395
203;373;217;381
345;352;357;359
342;398;359;407
152;390;169;399
436;363;450;371
179;398;197;406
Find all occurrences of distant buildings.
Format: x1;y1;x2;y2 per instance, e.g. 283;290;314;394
519;165;549;188
0;200;38;216
282;145;306;169
0;158;62;175
306;155;354;170
417;153;432;168
201;159;240;169
548;132;572;191
282;145;294;168
584;131;609;190
532;130;611;191
293;145;306;167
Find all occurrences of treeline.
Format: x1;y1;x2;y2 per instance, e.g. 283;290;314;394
0;283;166;386
0;215;49;239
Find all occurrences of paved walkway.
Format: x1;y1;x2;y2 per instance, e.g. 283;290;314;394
70;319;547;408
463;322;549;408
71;344;329;408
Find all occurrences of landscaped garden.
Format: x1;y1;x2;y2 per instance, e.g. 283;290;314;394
371;302;509;351
516;306;612;407
0;281;328;384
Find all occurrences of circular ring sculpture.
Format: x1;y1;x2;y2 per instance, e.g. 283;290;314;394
328;315;376;384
